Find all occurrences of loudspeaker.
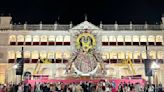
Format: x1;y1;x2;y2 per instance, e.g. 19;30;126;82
144;59;152;76
16;58;24;75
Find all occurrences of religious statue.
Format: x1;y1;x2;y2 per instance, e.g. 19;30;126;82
66;31;105;76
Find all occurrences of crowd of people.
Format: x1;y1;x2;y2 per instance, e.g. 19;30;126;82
118;82;163;92
0;81;163;92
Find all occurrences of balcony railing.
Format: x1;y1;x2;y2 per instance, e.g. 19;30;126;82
3;24;71;31
102;24;163;31
0;23;164;31
26;25;40;30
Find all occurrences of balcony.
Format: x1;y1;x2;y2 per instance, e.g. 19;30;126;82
0;23;163;31
102;24;163;31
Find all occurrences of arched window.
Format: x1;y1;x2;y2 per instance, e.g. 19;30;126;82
31;51;39;59
40;51;47;59
133;35;139;45
47;51;54;63
110;51;117;63
63;51;70;59
55;51;62;63
102;52;109;63
25;35;32;45
102;36;108;46
40;35;47;45
110;51;117;59
47;51;54;59
9;35;16;45
141;51;147;60
31;51;39;63
40;51;47;63
16;51;21;58
125;36;131;45
56;36;63;45
148;35;155;45
64;36;70;45
156;35;163;46
117;35;124;45
24;51;31;63
48;35;55;45
133;51;141;59
24;51;30;58
8;51;15;63
157;51;164;63
63;51;70;63
33;35;40;45
8;51;15;59
140;35;147;45
157;51;164;59
133;51;141;63
118;51;125;58
109;36;116;45
149;51;156;59
125;51;132;59
17;35;24;45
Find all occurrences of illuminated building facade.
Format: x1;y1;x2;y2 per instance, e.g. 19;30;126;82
0;16;164;84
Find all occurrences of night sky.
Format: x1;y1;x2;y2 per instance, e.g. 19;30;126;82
0;0;164;24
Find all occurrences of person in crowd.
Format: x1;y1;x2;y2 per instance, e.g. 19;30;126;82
49;83;55;92
24;83;29;92
35;82;41;92
158;83;163;92
118;83;123;92
75;84;83;92
63;84;68;92
72;83;76;92
134;83;140;92
17;83;23;92
144;84;149;92
6;83;12;92
28;84;32;92
148;84;154;92
130;83;134;91
2;80;164;92
105;85;110;92
57;82;62;92
95;83;101;92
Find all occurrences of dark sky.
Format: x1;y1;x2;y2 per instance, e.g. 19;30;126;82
0;0;164;24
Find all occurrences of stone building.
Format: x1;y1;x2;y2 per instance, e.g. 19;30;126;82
0;16;164;85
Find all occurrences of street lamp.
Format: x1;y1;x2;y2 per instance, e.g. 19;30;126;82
151;62;160;70
13;64;18;69
5;64;18;83
151;61;160;91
